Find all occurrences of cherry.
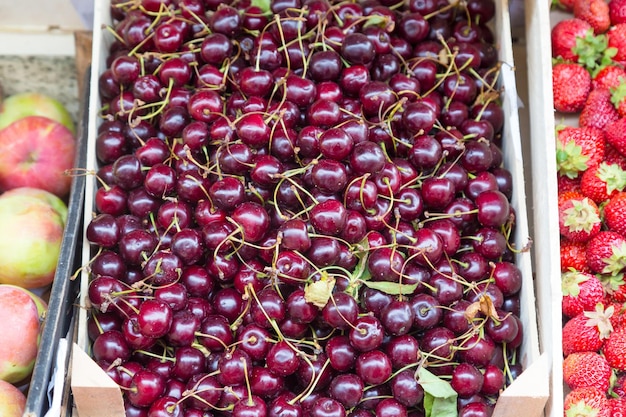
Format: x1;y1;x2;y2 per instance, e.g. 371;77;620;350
250;365;285;398
350;315;385;352
309;397;346;417
376;398;408;417
310;200;348;236
384;334;420;369
451;363;484;398
492;261;523;296
266;340;300;377
355;350;392;385
328;373;364;408
342;32;376;65
322;292;359;330
232;395;268;417
127;369;166;408
197;314;233;352
92;330;131;364
391;369;424;407
250;288;286;328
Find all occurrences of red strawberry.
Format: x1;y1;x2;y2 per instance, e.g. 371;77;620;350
561;239;591;272
603;325;626;370
562;270;605;317
586;231;626;275
604;117;626;157
563;351;612;391
609;23;626;65
603;143;626;169
608;302;626;328
593;64;626;90
604;192;626;236
562;310;611;355
553;62;592;113
556;126;606;179
579;87;620;129
574;0;611;34
600;273;626;302
552;18;593;61
613;81;626;117
608;398;626;417
559;174;582;193
564;387;611;417
611;0;626;25
558;192;602;242
580;162;626;203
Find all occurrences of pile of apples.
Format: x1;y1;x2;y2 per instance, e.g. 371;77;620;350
0;91;77;415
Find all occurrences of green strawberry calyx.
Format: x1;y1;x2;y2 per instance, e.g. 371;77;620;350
601;242;626;276
565;399;602;417
599;272;626;295
562;270;591;297
597;162;626;196
573;29;618;77
556;139;590;179
584;303;615;340
563;198;601;233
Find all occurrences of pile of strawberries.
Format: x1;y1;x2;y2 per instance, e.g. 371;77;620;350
553;0;626;415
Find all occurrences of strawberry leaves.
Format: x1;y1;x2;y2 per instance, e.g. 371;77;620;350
573;30;618;77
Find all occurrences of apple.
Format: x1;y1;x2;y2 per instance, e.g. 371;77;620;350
0;284;47;385
0;187;67;288
0;380;26;417
0;115;76;197
0;92;75;134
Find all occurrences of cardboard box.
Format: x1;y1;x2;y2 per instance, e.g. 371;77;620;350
73;0;550;415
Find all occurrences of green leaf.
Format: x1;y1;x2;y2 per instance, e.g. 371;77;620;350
251;0;271;13
418;368;458;417
361;280;418;295
362;14;394;31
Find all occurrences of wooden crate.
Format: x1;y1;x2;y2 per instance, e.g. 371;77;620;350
71;0;551;415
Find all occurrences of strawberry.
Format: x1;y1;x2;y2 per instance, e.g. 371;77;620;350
608;301;626;328
604;325;626;370
604;192;626;236
558;192;602;242
561;239;591;272
608;398;626;417
593;64;626;90
562;309;612;355
563;351;612;391
562;270;605;317
579;87;620;129
556;126;606;179
586;231;626;275
609;23;626;66
574;0;611;34
614;82;626;118
552;19;593;61
580;162;626;203
564;387;611;417
604;117;626;157
611;0;626;25
553;62;592;113
558;174;582;193
575;32;618;76
603;143;626;170
600;273;626;302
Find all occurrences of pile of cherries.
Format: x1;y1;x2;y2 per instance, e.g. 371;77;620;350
85;0;525;415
